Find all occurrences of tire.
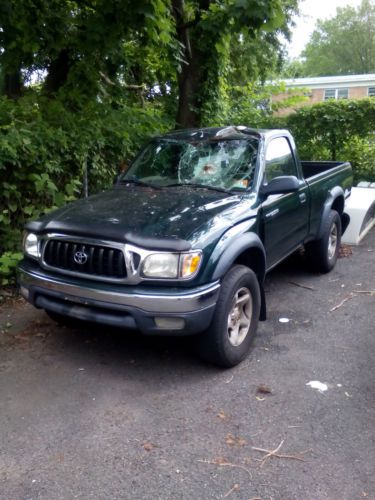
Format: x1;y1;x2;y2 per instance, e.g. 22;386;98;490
45;310;80;328
305;209;342;273
197;265;261;368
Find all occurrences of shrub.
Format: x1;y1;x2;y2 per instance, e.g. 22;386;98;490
0;93;173;284
268;98;375;183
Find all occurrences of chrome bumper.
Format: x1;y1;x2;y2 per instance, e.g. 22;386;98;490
18;265;220;314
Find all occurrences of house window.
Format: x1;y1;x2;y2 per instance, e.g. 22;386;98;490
324;88;348;100
324;89;336;100
337;88;348;99
368;87;375;97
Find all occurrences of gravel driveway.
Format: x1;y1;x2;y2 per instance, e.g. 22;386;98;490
1;229;374;499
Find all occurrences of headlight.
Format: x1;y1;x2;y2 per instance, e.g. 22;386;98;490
23;232;40;259
142;251;202;279
142;253;179;278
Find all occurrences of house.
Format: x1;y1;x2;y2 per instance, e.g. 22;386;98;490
273;73;375;115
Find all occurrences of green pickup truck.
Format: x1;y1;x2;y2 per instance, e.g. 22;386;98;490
18;126;352;367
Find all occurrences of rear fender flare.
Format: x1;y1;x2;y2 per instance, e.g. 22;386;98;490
318;186;345;239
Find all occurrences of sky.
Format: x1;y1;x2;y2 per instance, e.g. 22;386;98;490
287;0;363;58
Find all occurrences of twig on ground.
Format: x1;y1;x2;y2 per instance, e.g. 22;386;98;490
252;440;311;467
329;293;355;312
252;439;284;467
223;483;240;497
198;458;252;478
353;290;375;296
288;281;315;291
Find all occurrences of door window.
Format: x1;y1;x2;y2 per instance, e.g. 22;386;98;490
264;137;297;183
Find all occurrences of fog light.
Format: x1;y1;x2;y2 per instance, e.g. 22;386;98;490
154;317;185;330
20;286;29;300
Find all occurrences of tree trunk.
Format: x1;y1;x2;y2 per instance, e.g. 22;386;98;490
44;49;72;96
3;70;22;99
175;49;204;128
172;0;208;128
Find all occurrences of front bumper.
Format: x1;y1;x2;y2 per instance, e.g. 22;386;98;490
18;260;220;335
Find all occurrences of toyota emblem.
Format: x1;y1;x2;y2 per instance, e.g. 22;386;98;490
74;250;88;265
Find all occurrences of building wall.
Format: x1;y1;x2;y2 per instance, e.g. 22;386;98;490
348;86;368;99
273;85;373;116
310;89;324;103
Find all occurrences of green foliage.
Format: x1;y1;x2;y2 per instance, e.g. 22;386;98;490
270;98;375;183
0;251;23;285
172;0;298;127
341;136;375;183
300;0;375;76
0;93;173;259
0;0;176;100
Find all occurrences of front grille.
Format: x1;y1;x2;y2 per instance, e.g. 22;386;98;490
43;240;126;279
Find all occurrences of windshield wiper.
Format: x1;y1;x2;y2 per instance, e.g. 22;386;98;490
118;178;161;189
166;182;233;194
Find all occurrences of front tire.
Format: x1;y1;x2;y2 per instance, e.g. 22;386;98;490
197;265;261;368
305;209;342;273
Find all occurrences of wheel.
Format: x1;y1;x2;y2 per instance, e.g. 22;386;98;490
197;265;261;368
305;209;342;273
45;310;80;328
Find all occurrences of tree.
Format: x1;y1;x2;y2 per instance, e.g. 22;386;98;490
0;0;298;126
0;0;175;101
171;0;298;127
301;0;375;76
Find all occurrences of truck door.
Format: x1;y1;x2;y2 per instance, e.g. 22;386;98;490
261;136;309;268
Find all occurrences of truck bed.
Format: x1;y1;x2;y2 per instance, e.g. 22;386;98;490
301;160;351;179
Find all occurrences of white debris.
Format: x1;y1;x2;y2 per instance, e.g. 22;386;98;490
279;317;290;323
306;381;328;392
337;384;342;387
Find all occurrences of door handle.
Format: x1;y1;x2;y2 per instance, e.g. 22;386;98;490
265;208;279;219
299;193;307;203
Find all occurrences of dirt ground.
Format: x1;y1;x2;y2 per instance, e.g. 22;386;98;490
0;229;374;499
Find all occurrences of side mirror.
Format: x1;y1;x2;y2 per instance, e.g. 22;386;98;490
259;175;300;198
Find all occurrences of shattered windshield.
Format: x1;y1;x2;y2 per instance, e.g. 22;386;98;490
120;136;259;191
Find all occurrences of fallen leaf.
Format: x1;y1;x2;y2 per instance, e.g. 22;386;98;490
256;384;272;395
225;433;247;447
212;456;228;465
217;410;230;421
35;332;47;338
143;442;155;451
338;244;353;258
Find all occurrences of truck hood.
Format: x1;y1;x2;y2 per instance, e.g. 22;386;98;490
27;185;252;250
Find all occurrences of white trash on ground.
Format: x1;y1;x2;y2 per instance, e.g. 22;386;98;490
306;381;328;392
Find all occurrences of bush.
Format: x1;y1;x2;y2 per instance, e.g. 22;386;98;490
0;251;23;286
268;98;375;184
0;93;173;284
341;135;375;183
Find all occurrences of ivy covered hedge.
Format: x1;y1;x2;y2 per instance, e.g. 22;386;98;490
271;98;375;183
0;95;172;284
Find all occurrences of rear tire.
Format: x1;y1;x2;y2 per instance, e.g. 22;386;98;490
197;265;261;368
305;209;341;273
